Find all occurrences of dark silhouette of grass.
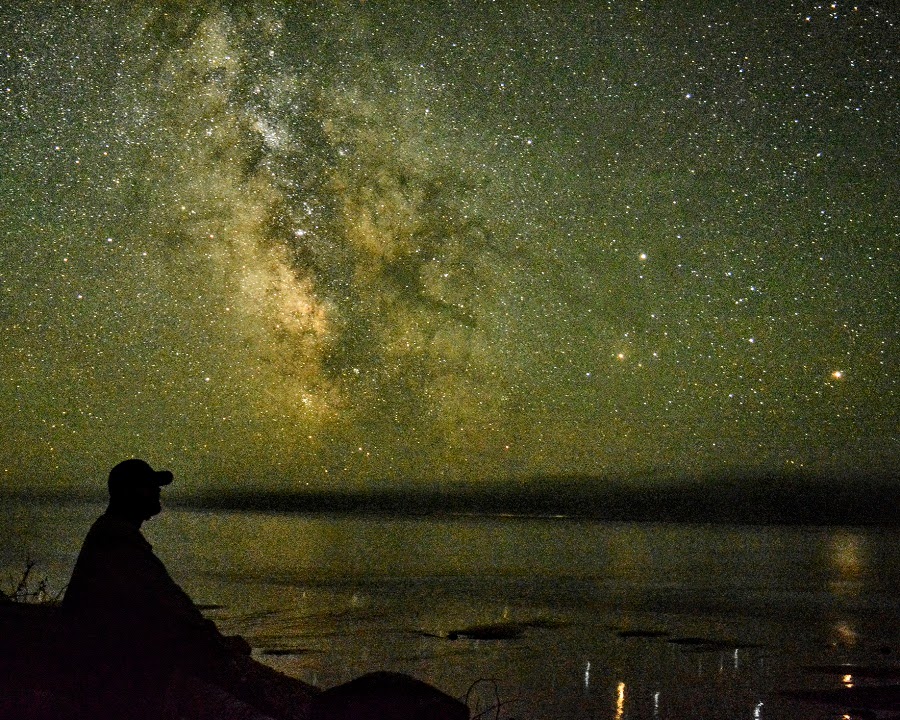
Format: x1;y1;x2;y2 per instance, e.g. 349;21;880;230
2;557;63;605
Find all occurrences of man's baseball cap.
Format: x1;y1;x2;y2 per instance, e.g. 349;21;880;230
108;458;173;495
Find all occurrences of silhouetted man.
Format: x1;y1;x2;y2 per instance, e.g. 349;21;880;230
63;459;467;720
63;459;280;719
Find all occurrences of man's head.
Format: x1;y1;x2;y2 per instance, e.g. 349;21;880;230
107;459;173;522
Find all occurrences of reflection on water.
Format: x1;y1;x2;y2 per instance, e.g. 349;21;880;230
615;680;626;720
829;531;868;589
830;532;867;579
827;531;867;654
832;620;859;648
2;500;899;719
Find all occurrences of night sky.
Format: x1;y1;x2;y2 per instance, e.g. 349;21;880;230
1;1;896;494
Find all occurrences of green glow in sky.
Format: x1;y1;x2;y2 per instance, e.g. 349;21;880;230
1;2;896;491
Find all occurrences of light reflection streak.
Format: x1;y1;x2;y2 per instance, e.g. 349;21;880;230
834;621;859;648
829;532;868;599
615;681;625;720
753;700;764;719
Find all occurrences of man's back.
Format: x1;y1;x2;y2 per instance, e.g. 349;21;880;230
64;511;204;640
63;510;230;719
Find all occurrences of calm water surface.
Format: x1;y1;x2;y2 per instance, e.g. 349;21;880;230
4;499;899;719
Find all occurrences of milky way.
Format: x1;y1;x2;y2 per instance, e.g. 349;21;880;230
1;2;896;491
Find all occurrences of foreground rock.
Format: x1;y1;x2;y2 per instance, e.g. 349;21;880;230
0;602;468;719
311;672;468;720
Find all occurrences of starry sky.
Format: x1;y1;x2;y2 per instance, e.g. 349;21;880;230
1;1;896;493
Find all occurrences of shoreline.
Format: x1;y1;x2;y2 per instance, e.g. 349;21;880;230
4;599;900;718
0;601;468;720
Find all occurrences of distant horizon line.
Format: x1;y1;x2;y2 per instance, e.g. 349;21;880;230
3;472;898;526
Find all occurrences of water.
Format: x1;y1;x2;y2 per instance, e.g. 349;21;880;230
3;498;899;719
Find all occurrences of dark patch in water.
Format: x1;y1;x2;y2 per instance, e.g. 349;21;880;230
618;629;670;639
444;618;569;641
447;623;525;641
261;648;313;657
668;637;761;652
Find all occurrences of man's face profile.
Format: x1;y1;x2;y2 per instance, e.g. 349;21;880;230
135;481;163;519
112;479;163;521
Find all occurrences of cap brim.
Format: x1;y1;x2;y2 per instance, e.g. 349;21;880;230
155;470;174;486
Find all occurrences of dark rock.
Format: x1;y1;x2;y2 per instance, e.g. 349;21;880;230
311;671;469;720
618;629;670;638
0;603;78;718
447;622;525;641
444;617;566;641
0;604;466;720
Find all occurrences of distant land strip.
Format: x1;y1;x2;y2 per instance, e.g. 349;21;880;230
4;474;898;526
177;474;900;525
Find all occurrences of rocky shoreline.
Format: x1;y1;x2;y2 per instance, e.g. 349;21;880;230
0;600;469;719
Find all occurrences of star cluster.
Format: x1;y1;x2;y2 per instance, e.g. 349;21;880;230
0;1;896;491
